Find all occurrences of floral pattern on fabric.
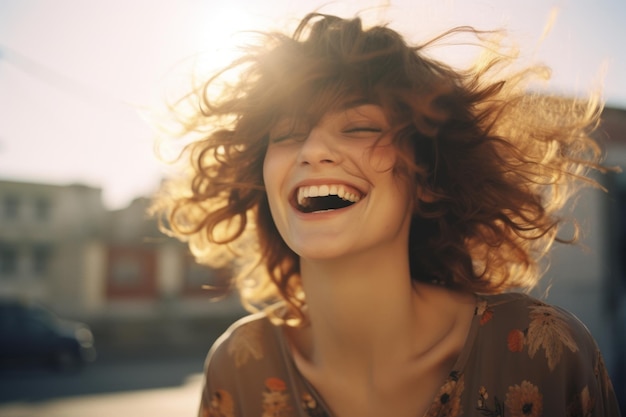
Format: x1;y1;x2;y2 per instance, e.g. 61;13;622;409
204;389;235;417
476;299;494;326
426;371;465;417
507;302;579;371
476;385;505;416
566;385;595;417
505;380;543;417
227;319;265;368
301;392;328;417
594;351;617;404
262;377;293;417
507;329;525;352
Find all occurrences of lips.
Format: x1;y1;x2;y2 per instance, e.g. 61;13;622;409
293;183;364;213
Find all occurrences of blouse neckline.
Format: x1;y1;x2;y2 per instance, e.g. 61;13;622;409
272;294;483;417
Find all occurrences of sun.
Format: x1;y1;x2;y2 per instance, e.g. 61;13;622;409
186;5;273;75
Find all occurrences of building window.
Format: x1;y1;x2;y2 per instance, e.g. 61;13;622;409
3;195;19;219
34;197;51;221
32;244;52;275
0;244;18;275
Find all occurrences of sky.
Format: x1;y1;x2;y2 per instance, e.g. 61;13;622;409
0;0;624;209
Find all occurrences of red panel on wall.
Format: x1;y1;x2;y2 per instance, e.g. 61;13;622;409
106;247;156;298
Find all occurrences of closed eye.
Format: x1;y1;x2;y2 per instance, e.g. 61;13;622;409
343;127;382;133
342;126;384;139
342;127;384;141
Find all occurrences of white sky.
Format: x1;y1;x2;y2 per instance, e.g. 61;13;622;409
1;0;624;209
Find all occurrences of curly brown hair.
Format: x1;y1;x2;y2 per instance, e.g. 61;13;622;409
153;13;606;322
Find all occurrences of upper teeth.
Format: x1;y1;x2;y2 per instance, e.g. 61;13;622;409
297;184;361;206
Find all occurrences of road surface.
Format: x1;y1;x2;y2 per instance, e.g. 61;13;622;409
0;355;206;417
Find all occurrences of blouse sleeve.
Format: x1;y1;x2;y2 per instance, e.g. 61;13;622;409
198;329;239;417
196;314;295;417
553;306;622;416
468;295;622;416
592;348;622;416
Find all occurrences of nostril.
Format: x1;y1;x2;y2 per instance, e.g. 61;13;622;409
298;157;335;166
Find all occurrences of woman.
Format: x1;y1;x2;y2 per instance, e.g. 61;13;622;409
155;13;620;417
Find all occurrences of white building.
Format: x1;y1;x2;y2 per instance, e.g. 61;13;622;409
0;180;244;321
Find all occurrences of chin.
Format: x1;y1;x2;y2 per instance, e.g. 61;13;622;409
292;243;350;262
295;249;341;261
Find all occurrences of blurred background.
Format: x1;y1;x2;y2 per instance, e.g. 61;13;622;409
0;0;624;415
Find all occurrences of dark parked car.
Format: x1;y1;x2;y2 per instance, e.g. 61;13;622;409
0;299;96;371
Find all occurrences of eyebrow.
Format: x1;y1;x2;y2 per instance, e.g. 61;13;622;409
339;98;375;110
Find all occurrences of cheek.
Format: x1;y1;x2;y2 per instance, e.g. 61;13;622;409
364;145;397;174
262;151;271;190
262;148;287;213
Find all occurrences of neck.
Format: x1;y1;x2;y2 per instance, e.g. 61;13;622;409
292;242;476;378
286;242;477;416
297;243;423;371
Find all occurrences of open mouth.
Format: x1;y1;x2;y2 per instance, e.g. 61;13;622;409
294;184;363;213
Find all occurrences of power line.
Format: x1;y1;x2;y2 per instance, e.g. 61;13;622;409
0;44;122;110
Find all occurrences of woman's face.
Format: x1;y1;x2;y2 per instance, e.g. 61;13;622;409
263;104;414;261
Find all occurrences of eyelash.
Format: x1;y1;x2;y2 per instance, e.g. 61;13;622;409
343;127;382;134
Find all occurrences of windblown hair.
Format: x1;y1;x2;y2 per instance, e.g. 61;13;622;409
153;13;606;323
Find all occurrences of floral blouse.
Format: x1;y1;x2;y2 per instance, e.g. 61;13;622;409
198;292;621;417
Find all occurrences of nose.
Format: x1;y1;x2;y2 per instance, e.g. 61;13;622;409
296;126;339;166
